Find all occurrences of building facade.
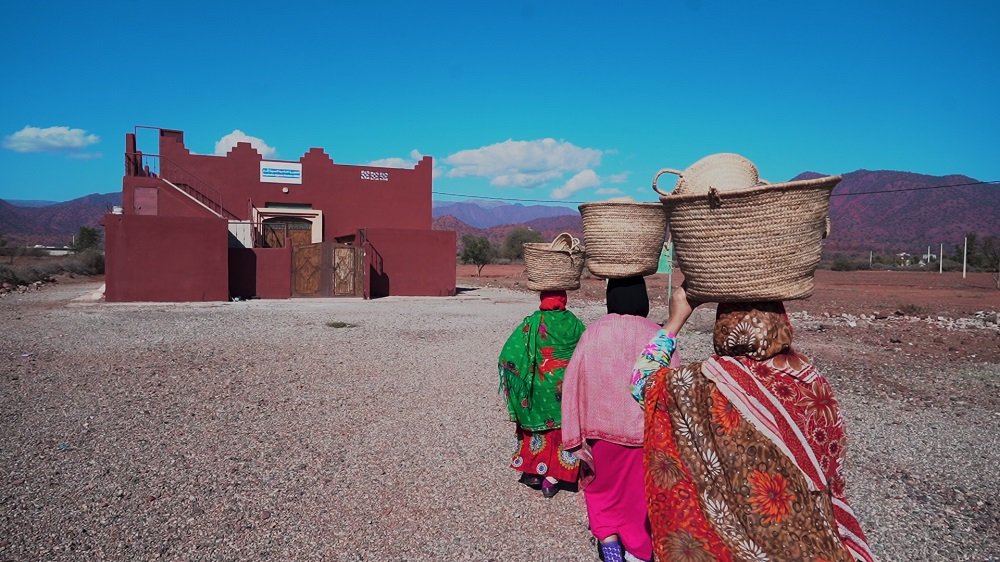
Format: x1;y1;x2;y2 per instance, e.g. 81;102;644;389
104;127;455;302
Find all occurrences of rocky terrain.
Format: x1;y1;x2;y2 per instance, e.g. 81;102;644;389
0;274;997;561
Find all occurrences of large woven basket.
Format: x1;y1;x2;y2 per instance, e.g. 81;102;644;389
658;175;841;302
523;233;585;291
578;202;667;278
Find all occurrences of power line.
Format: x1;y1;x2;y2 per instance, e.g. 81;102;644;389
433;179;999;205
829;179;999;197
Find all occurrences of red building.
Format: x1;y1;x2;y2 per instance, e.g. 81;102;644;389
104;127;456;302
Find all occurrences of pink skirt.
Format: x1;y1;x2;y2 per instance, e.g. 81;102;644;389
584;440;652;561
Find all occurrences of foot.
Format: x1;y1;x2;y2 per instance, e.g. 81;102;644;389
599;541;624;562
541;477;559;498
518;473;543;489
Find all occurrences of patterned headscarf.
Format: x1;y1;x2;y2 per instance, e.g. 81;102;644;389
712;301;793;361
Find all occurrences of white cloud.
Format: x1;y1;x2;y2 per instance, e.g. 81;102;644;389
551;169;600;200
607;172;630;184
596;187;625;196
604;196;636;202
3;125;99;153
445;138;602;188
367;157;412;168
214;130;276;158
368;149;443;179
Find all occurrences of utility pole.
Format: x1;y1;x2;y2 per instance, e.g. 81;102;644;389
939;243;943;274
963;236;968;279
869;250;873;268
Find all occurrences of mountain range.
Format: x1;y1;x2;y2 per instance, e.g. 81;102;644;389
0;193;121;246
432;170;1000;257
1;170;996;255
432;201;575;228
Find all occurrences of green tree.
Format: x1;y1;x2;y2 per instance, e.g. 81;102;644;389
501;227;544;261
74;226;101;251
980;235;1000;288
0;234;24;265
460;234;496;277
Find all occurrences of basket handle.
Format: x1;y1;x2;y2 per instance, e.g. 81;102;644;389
549;232;583;253
652;168;683;196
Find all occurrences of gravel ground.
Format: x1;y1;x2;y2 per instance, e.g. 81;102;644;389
1;280;998;561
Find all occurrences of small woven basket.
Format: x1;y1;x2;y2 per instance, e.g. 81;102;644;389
523;233;585;291
658;175;841;302
652;153;760;196
578;202;667;278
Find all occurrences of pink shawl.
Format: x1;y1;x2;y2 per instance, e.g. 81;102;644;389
561;314;673;484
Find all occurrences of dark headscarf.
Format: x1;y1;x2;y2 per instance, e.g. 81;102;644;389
606;276;649;317
712;301;793;360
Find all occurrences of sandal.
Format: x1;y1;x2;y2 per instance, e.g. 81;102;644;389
518;473;543;489
541;478;559;498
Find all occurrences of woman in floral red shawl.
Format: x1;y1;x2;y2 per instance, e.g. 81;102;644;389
631;286;875;562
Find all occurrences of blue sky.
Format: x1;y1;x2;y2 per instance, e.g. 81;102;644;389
1;1;998;207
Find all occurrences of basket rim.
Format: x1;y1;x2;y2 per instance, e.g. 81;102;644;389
659;175;841;204
579;201;664;210
523;241;584;252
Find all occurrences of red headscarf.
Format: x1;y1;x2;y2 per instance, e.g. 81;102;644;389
539;290;568;311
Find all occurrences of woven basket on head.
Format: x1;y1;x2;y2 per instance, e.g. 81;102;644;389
652;153;760;196
523;233;585;291
658;175;841;302
578;202;667;278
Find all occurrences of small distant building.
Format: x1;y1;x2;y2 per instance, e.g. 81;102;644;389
103;127;456;302
32;245;73;257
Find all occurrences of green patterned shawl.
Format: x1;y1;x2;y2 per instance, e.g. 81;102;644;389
498;309;585;431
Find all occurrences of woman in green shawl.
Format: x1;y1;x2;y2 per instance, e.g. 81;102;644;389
499;290;585;498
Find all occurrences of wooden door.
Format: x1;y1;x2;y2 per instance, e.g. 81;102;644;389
288;228;312;249
293;243;322;296
333;246;358;296
262;218;313;248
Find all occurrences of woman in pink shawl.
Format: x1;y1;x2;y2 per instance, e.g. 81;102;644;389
562;277;675;562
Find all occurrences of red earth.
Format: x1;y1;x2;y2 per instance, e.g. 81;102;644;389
458;265;1000;363
458;265;999;317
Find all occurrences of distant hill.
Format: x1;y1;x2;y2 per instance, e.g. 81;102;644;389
4;170;998;254
6;199;59;207
435;170;1000;257
0;192;121;245
432;201;575;228
817;170;1000;255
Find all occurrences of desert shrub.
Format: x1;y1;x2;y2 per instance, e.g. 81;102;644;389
69;249;105;275
831;255;858;271
0;251;105;287
0;265;21;285
897;303;927;316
